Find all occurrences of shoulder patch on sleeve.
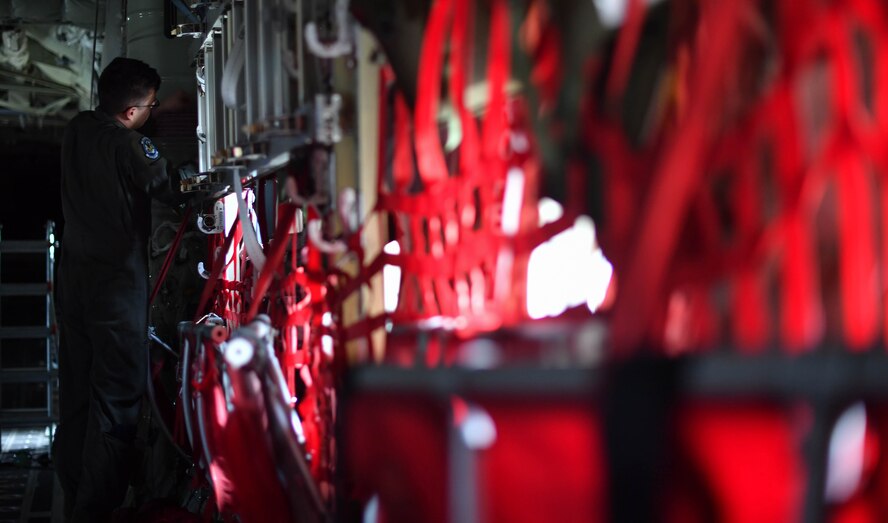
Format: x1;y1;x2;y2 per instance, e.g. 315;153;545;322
140;136;159;160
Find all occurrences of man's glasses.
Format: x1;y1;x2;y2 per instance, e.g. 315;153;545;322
132;100;160;110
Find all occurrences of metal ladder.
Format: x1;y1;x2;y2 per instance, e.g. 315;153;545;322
0;222;59;430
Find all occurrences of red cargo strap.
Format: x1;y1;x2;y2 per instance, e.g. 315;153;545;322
194;217;241;322
149;205;193;305
837;153;878;350
414;0;452;185
246;203;299;320
606;0;646;102
451;0;479;174
610;0;746;353
481;0;509;164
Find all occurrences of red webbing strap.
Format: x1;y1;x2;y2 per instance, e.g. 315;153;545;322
849;0;888;349
829;12;880;350
880;174;888;348
245;204;299;320
414;0;452;185
837;153;879;350
730;150;769;351
219;289;243;328
469;0;510;321
408;215;429;316
397;270;418;318
606;0;646;102
610;0;745;353
427;217;456;315
869;11;888;138
333;210;574;306
392;92;414;191
773;84;832;352
194;217;240;322
149;205;193;305
774;0;821;75
276;269;312;391
586;118;639;267
421;273;438;316
582;0;888;351
282;294;312;329
369;0;547;332
521;1;562;111
733;268;769;351
481;0;509;163
377;182;466;215
328;252;392;309
827;9;880;350
827;11;858;135
760;85;822;352
341;313;388;342
427;215;445;258
233;224;243;280
690;183;723;266
769;87;803;213
780;214;822;352
451;0;479;174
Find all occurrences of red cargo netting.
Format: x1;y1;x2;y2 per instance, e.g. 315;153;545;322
343;1;888;522
334;0;599;353
583;0;888;353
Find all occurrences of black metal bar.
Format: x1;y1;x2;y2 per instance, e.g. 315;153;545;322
347;352;888;400
0;327;51;339
0;369;58;383
0;241;48;254
0;283;49;297
164;0;176;39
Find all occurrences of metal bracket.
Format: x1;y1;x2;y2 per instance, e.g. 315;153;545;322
304;0;352;58
180;171;232;195
197;199;225;234
313;93;342;145
171;23;204;39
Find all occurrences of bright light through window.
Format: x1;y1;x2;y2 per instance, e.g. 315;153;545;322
501;167;525;236
322;335;334;358
526;199;613;319
825;402;868;504
222;193;238;280
223;193;238;235
383;241;401;313
593;0;664;29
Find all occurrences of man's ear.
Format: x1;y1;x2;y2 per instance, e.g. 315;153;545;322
121;107;135;121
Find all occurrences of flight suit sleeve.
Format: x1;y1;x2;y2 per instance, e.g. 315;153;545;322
123;133;186;207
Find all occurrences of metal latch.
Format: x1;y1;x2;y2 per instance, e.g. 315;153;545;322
197;199;225;234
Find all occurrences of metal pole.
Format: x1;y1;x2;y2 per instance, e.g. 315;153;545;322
44;221;54;423
211;27;224;155
243;0;258;130
0;223;3;417
229;3;244;144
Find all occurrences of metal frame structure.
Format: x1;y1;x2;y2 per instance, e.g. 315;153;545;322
101;2;888;522
192;1;317;182
345;349;888;523
0;221;59;430
154;1;355;520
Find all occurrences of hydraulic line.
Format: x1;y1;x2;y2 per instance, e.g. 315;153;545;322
146;336;192;464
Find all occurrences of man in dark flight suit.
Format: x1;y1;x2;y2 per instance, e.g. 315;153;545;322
54;57;183;522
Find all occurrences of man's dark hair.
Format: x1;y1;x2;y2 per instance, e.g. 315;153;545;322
97;57;161;114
